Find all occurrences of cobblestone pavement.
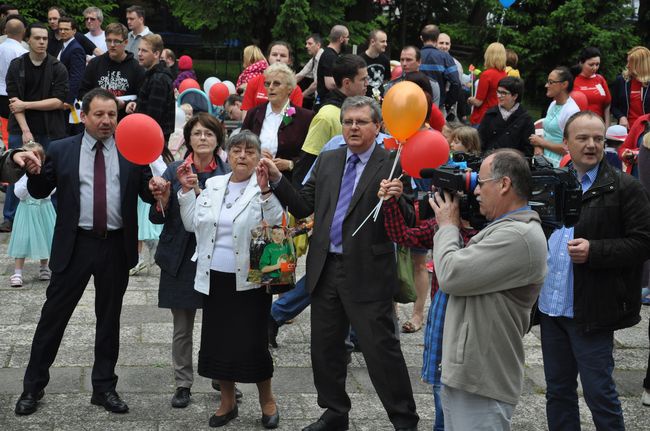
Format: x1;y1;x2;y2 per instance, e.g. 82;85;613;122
0;235;648;430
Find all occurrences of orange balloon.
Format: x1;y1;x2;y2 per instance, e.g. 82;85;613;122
382;81;428;141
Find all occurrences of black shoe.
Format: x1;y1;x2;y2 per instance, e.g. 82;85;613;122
171;387;191;408
90;390;129;413
0;220;12;232
209;405;238;427
396;428;418;431
268;315;279;348
302;418;349;431
212;381;243;400
15;390;44;415
262;406;280;429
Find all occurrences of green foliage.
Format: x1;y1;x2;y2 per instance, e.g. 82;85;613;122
17;0;118;29
272;0;310;60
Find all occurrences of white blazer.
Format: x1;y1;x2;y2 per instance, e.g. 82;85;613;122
178;172;284;294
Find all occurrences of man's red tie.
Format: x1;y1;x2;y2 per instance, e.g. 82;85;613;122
93;140;107;235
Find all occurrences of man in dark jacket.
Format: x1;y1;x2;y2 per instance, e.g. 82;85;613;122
3;22;68;232
419;24;460;114
79;23;145;119
478;76;534;156
538;111;650;431
125;33;174;144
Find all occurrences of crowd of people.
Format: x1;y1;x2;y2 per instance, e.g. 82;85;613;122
0;3;650;430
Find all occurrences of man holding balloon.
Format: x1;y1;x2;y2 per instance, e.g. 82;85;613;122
260;96;419;431
15;88;166;416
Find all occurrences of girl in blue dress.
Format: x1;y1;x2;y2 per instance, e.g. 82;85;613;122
8;173;56;287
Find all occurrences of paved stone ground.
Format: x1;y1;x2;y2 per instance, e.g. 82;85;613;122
0;234;648;430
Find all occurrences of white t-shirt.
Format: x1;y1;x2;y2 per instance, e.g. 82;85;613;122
85;31;107;53
210;180;249;273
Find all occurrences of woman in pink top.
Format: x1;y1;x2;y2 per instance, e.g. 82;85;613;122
573;47;611;124
468;42;507;125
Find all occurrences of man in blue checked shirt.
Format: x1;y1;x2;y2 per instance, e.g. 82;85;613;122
538;111;650;431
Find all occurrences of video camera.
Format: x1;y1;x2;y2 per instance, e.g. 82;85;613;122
418;153;582;231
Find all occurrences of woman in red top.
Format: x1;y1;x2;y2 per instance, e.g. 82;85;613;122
612;46;650;129
573;47;611;123
468;42;507;125
241;41;303;116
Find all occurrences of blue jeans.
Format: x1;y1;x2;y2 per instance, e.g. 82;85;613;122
270;275;310;325
4;134;50;222
433;383;444;431
540;312;625;431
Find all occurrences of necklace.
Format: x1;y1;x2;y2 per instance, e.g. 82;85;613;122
223;182;246;209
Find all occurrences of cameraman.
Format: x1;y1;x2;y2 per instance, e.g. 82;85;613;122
538;111;650;431
431;149;548;430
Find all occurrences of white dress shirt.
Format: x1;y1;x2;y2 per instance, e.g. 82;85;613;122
259;102;284;157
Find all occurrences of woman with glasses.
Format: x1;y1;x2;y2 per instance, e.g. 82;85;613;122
177;130;284;429
242;62;314;185
241;41;304;114
478;76;535;156
468;42;508;126
529;66;580;167
149;113;230;409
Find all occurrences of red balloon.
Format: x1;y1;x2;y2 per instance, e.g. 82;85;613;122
209;82;230;106
115;113;164;165
401;129;450;178
383;137;400;150
178;78;200;94
390;66;403;81
570;91;588;111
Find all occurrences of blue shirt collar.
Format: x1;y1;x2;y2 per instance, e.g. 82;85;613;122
578;164;599;193
346;142;376;165
494;205;532;221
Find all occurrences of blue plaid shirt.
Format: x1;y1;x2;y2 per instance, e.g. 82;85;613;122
538;164;599;318
421;289;448;385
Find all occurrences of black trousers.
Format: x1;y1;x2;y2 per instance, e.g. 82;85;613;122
23;230;129;393
310;254;419;428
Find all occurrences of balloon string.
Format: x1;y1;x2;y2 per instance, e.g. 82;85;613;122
497;9;505;42
352;143;403;237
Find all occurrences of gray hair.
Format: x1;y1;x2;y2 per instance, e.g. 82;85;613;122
83;6;103;22
226;130;262;155
340;96;382;123
488;149;531;201
264;62;297;90
329;25;348;42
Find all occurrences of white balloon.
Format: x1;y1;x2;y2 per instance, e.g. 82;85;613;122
222;80;236;95
203;76;221;94
174;105;186;129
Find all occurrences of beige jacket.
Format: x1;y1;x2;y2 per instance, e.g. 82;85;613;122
433;209;547;405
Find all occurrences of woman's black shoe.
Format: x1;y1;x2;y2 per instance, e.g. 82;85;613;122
262;408;280;429
209;405;238;428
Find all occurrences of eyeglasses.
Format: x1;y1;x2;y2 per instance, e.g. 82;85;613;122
546;79;565;85
496;89;511;96
105;39;124;46
342;119;374;128
263;80;285;88
476;175;502;185
85;16;98;21
191;130;216;139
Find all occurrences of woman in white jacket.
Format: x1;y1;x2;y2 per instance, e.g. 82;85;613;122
177;130;283;429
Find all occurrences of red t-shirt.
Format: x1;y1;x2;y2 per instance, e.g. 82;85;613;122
470;68;507;125
628;79;644;129
241;74;304;110
573;74;611;118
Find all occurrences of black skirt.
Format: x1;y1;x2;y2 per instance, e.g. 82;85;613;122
198;270;273;383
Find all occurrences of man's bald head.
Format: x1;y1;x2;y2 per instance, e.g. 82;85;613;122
4;15;24;39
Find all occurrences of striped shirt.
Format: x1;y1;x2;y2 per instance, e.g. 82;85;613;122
538;164;599;317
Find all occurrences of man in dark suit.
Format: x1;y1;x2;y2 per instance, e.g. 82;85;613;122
15;88;158;416
57;16;85;135
260;96;419;431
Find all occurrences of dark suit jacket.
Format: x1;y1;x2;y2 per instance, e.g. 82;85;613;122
27;134;155;272
273;145;405;302
59;38;86;104
242;101;314;162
